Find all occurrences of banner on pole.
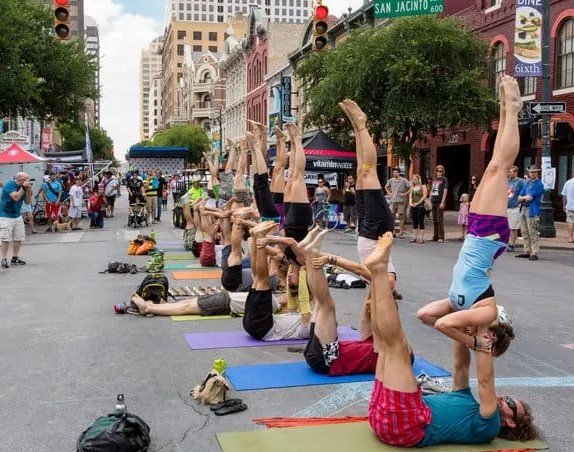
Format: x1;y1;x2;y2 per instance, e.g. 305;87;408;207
84;112;93;163
513;0;543;77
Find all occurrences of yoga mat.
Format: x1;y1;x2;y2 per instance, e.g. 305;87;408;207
171;314;234;321
225;358;450;391
164;253;196;260
173;269;222;280
217;421;548;452
164;262;204;270
184;326;360;350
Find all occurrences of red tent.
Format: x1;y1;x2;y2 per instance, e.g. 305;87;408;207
0;143;44;164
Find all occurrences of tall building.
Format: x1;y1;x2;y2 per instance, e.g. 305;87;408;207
161;16;247;128
140;36;164;141
85;16;100;127
165;0;312;25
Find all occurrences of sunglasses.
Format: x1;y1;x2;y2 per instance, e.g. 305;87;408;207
504;396;518;420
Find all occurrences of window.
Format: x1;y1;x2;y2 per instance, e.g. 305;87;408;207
202;72;212;83
193;45;202;52
218;6;223;12
204;94;212;108
193;31;202;40
556;19;574;89
518;77;537;96
490;42;506;96
209;45;218;52
177;30;186;40
186;13;191;20
218;15;224;22
209;32;218;41
209;14;214;21
177;44;184;56
209;5;214;12
179;13;184;20
202;14;207;20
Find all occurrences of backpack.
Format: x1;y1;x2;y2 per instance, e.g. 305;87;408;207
135;273;168;303
145;252;164;273
100;261;132;274
190;370;229;405
76;411;150;452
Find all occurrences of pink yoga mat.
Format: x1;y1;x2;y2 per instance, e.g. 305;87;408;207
184;327;360;350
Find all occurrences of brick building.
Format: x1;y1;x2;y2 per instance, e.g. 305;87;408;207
410;0;574;216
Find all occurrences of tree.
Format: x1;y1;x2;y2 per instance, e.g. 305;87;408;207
152;125;210;163
59;122;114;161
297;16;498;164
0;0;96;121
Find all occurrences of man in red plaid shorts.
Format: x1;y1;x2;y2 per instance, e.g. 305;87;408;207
363;232;539;447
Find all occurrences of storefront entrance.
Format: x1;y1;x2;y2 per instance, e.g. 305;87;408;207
436;145;470;210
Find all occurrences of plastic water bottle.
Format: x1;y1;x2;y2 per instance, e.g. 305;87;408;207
115;394;126;414
150;229;156;242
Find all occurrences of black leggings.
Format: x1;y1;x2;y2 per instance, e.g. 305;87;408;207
253;173;280;220
356;189;394;240
411;205;426;230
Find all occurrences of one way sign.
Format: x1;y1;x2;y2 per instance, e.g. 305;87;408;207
528;102;567;115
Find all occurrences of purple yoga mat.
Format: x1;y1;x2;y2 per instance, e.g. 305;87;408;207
184;327;360;350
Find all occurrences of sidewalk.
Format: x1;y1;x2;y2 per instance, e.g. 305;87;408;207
439;211;572;250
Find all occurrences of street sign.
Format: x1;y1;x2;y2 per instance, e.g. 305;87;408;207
374;0;444;18
528;102;567;115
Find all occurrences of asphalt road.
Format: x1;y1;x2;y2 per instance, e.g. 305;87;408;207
1;195;572;451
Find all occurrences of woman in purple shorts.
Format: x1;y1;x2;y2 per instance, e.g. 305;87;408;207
417;74;519;356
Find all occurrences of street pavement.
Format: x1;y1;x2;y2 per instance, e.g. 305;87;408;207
1;194;573;451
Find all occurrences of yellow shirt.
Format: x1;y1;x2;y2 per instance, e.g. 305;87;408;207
286;266;311;315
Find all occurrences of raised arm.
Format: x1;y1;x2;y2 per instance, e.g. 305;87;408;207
313;253;371;282
451;341;470;391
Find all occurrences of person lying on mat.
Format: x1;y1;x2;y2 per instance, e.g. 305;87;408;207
129;290;285;317
242;221;311;341
416;75;519;356
364;233;538;447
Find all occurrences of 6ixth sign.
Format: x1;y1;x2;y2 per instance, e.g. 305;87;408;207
374;0;444;18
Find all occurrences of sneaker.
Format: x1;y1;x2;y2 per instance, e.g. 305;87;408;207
1;259;9;269
529;254;539;261
10;257;26;265
515;253;530;258
416;373;451;395
507;244;515;252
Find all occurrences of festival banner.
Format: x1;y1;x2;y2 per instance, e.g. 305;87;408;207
514;0;543;77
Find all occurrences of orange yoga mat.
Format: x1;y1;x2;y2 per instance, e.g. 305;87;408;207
172;269;222;280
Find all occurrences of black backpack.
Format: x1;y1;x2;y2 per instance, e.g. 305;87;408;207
135;273;169;303
77;411;150;452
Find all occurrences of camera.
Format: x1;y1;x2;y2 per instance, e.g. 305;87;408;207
29;178;36;182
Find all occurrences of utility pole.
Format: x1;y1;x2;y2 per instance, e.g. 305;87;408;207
538;0;556;237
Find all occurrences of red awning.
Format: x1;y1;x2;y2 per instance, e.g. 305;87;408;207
0;143;44;164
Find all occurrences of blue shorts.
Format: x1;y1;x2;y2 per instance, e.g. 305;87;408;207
448;235;502;310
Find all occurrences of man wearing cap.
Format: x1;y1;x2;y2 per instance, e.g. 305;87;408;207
516;165;544;261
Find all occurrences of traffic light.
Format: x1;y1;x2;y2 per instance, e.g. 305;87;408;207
53;0;71;40
312;3;329;51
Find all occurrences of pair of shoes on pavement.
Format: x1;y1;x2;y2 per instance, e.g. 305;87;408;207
516;253;538;261
210;399;247;416
1;257;26;268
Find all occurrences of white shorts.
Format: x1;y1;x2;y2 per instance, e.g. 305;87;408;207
357;236;396;275
507;207;521;230
0;216;26;242
69;206;82;219
566;210;574;224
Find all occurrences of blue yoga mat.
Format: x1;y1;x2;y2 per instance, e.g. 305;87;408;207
225;358;450;391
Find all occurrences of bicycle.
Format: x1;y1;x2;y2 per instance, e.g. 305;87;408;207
32;198;48;226
312;203;339;231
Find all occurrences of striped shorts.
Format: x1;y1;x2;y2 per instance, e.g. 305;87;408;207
468;213;509;260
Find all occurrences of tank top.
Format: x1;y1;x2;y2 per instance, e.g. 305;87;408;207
315;187;328;204
411;185;424;204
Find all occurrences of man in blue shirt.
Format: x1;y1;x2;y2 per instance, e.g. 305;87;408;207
506;166;526;251
0;172;33;268
42;172;63;232
364;233;538;448
516;165;544;261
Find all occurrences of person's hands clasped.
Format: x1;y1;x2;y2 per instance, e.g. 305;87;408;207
256;237;270;249
472;329;494;353
312;255;329;269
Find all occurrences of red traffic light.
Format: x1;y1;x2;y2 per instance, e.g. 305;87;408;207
54;0;69;5
315;5;329;20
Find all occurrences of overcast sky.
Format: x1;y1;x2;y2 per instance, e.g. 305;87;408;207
85;0;365;160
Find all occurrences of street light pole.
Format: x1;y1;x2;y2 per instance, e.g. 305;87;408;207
218;105;223;163
538;0;556;237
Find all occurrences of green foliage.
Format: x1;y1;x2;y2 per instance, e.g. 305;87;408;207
0;0;96;121
59;122;114;161
297;16;498;157
151;125;210;163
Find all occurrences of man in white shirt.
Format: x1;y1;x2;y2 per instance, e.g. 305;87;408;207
562;176;574;243
68;178;84;230
102;171;119;217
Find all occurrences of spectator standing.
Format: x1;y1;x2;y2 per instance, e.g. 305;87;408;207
343;175;356;232
68;178;84;230
561;175;574;243
0;172;33;268
102;171;119;217
385;168;411;238
516;165;544;260
506;165;526;251
88;187;107;229
313;177;331;227
20;196;36;234
143;170;158;223
457;193;470;240
155;169;167;221
469;175;479;201
42;172;63;233
408;174;427;243
430;165;448;243
170;174;181;204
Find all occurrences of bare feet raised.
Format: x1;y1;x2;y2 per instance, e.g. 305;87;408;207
275;125;287;141
248;119;268;140
250;220;279;237
299;224;322;248
303;228;329;256
364;232;393;272
501;74;522;112
285;122;302;142
339;99;368;130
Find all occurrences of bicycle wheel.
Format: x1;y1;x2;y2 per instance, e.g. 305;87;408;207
313;208;339;231
34;210;48;226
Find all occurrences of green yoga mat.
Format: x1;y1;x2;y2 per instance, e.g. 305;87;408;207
164;253;196;260
164;262;203;270
217;422;548;452
171;314;234;321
